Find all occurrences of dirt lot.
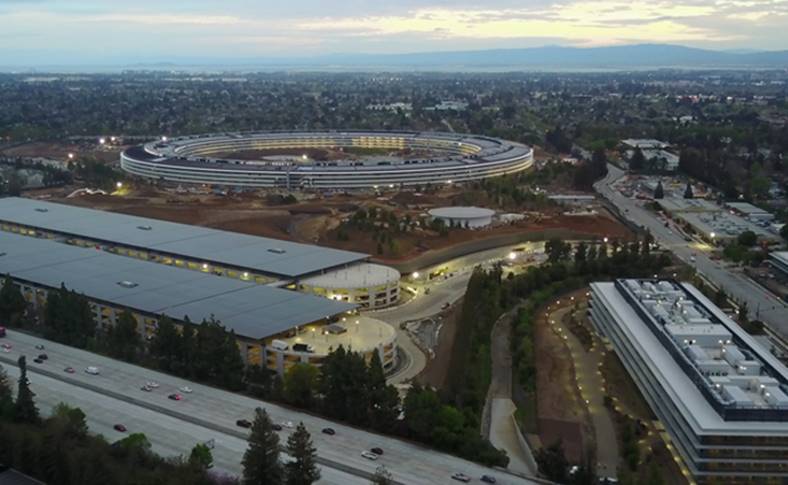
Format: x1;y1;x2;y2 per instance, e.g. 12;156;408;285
416;301;462;390
534;293;591;463
0;141;122;164
38;182;632;265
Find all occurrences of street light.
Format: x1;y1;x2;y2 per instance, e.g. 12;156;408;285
603;237;609;243
115;181;123;189
508;252;517;261
98;137;106;145
411;271;420;279
710;232;716;239
161;136;168;142
67;153;74;160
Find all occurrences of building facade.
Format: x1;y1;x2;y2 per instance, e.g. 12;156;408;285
589;279;788;483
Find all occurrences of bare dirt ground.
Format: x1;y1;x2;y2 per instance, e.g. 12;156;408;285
416;301;462;390
534;291;592;464
0;142;122;164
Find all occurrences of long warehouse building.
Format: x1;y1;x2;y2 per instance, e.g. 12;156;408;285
0;197;400;309
589;279;788;483
0;231;397;374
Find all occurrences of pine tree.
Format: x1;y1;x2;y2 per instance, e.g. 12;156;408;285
367;351;400;433
0;363;13;419
149;314;180;371
0;275;27;326
654;180;664;199
14;356;39;424
189;443;214;470
106;310;141;361
242;407;283;485
285;422;320;485
683;182;694;199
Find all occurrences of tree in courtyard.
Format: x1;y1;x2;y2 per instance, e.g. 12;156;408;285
534;440;569;483
683;182;694;199
285;422;320;485
242;407;283;485
0;275;27;327
370;465;394;485
188;443;214;470
653;180;664;199
14;356;39;424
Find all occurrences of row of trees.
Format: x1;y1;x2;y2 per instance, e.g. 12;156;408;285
0;360;220;485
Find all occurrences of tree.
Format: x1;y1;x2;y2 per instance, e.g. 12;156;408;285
43;284;95;348
683;182;694;199
51;402;88;439
283;363;319;409
242;407;283;485
0;363;13;419
535;440;569;483
781;224;788;244
737;230;757;247
629;148;646;171
189;443;214;470
14;356;39;424
105;310;141;361
149;315;181;371
653;181;664;199
366;351;400;433
285;422;320;485
0;275;27;326
545;238;570;264
370;465;394;485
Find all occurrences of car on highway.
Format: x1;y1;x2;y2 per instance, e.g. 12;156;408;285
168;393;183;401
321;427;335;435
236;419;252;428
1;343;11;352
281;421;294;428
272;424;283;431
481;475;496;483
35;344;45;350
140;385;153;392
113;424;127;432
360;451;378;461
64;367;75;374
147;381;160;388
179;386;193;394
37;353;48;360
451;472;471;482
85;366;100;375
33;357;44;364
370;447;384;455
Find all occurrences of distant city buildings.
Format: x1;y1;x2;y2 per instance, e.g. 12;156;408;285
589;279;788;482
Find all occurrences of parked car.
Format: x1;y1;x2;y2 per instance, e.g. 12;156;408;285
451;472;471;482
321;427;335;436
168;393;182;401
85;366;100;375
236;419;252;428
114;424;127;432
360;451;378;461
370;447;383;455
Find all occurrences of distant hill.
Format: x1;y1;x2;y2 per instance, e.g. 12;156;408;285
298;44;788;70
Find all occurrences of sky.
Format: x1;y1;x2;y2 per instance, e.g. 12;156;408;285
1;0;787;65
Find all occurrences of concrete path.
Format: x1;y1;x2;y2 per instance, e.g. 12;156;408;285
483;307;538;475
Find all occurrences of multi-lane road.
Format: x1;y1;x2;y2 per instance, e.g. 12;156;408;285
595;164;788;339
0;329;543;485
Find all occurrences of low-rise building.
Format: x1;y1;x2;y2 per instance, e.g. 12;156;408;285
589;279;788;483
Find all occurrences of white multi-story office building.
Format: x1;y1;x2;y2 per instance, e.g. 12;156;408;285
589;279;788;483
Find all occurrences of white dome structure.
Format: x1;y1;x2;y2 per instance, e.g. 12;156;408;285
428;206;495;229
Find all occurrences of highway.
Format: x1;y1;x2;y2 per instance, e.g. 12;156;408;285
595;164;788;339
0;330;542;485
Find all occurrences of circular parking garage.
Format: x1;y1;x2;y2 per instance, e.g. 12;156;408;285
298;263;401;310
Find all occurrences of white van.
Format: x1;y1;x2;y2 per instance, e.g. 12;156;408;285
270;340;289;351
85;366;100;375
